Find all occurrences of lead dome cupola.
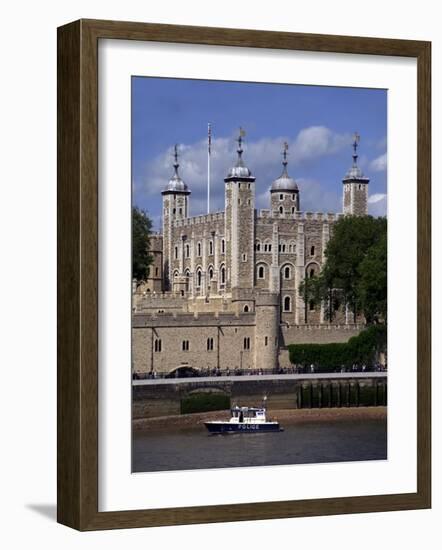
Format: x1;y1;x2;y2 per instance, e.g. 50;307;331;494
163;145;189;193
271;142;298;192
224;128;255;182
343;132;369;183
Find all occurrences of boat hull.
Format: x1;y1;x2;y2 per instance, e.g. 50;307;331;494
205;421;281;434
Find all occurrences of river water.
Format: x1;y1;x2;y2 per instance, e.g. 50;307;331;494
132;417;387;473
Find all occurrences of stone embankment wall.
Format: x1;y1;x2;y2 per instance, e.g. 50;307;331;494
132;374;387;419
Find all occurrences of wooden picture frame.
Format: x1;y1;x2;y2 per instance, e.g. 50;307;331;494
57;19;431;530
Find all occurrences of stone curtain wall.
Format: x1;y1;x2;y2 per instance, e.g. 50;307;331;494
132;313;256;375
132;312;364;375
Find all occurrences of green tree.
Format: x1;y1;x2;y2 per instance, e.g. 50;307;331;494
323;216;386;320
299;216;387;323
132;206;153;282
357;233;387;323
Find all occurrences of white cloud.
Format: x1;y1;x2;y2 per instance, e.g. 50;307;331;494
291;126;350;164
368;193;387;204
368;194;387;217
370;152;387;172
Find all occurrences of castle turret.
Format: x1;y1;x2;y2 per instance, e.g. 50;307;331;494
342;132;369;216
254;292;280;372
270;142;299;217
224;129;256;290
162;145;190;289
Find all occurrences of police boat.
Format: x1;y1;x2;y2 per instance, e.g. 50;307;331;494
204;397;282;434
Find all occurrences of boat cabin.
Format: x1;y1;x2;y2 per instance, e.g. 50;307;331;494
230;406;267;424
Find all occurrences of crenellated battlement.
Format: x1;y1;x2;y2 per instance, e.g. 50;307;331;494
135;292;188;313
137;292;188;302
173;211;225;228
281;323;365;332
294;211;344;222
256;210;344;223
133;310;256;328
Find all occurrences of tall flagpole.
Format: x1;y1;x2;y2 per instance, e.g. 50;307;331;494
207;123;211;214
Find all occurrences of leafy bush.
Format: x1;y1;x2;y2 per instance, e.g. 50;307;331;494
180;392;230;414
288;325;386;372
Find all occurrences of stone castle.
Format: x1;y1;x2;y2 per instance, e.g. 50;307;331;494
132;132;369;376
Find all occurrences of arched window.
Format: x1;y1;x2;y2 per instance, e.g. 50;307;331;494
209;240;213;255
279;206;283;214
255;240;261;252
310;245;315;256
309;268;315;278
197;242;202;256
196;269;202;287
173;270;179;279
243;305;249;313
258;265;265;279
208;267;214;280
283;296;291;312
284;266;291;279
220;265;226;285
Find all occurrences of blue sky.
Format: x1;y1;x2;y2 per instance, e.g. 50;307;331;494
132;77;387;230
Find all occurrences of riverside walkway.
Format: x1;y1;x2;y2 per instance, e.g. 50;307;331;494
133;372;387;386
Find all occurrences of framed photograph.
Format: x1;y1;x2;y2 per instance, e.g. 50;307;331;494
57;19;431;530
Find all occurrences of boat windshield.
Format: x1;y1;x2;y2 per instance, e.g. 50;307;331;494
231;407;265;418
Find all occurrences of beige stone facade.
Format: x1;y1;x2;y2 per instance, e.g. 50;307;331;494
132;136;369;376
